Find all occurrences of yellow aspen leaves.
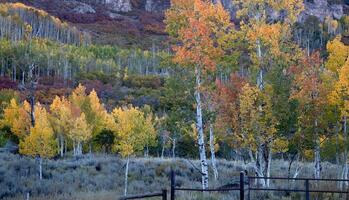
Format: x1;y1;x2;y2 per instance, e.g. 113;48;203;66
19;104;57;158
112;106;156;158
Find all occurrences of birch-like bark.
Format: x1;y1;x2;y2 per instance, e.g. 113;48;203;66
256;39;264;90
209;123;218;180
255;145;266;187
249;149;255;163
336;122;340;165
314;119;321;179
195;66;209;189
340;117;349;189
265;145;272;187
293;154;301;179
124;156;130;196
59;135;64;157
39;157;42;180
161;140;165;159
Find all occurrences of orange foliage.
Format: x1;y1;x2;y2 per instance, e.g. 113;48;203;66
166;0;233;71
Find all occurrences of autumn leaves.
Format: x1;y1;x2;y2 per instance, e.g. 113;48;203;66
1;84;156;159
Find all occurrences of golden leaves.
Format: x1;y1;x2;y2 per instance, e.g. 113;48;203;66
326;36;349;73
239;83;277;148
19;104;57;158
112;106;156;158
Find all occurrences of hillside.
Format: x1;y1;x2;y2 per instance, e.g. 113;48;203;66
0;0;169;48
2;1;349;199
0;0;347;48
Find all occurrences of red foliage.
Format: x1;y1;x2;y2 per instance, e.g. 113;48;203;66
214;73;247;130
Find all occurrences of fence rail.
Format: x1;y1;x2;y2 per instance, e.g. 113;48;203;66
120;171;349;200
171;171;349;200
119;189;167;200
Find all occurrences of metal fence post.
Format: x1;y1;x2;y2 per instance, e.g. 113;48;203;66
171;170;175;200
240;171;245;200
162;189;167;200
305;179;310;200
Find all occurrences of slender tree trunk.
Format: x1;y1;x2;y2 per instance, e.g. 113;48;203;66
209;122;218;180
341;117;349;188
161;140;165;159
144;145;149;157
172;138;176;158
124;156;130;196
314;119;321;179
256;39;264;90
73;141;76;156
249;149;255;163
60;135;64;157
64;139;67;155
293;154;301;179
336;122;340;165
255;144;266;187
265;145;272;187
195;66;209;189
39;157;42;180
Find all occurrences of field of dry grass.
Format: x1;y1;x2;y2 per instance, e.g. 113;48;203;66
0;153;347;200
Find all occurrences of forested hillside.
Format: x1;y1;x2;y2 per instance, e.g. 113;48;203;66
2;0;349;199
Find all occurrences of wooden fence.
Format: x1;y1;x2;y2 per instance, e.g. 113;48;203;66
120;171;349;200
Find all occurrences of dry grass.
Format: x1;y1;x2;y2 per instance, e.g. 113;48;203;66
0;153;347;200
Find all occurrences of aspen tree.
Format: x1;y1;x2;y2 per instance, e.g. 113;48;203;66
19;104;57;180
112;106;156;196
165;0;232;188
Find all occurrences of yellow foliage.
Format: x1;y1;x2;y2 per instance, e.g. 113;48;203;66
325;36;349;73
69;113;92;143
19;104;57;158
2;98;31;140
234;0;304;66
49;96;73;137
70;84;87;110
112;106;156;157
239;83;278;150
329;59;349;116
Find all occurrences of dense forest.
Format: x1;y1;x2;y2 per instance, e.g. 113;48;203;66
2;0;349;199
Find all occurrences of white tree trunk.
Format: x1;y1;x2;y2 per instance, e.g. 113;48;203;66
209;123;218;180
249;149;255;163
60;135;64;157
314;119;321;179
255;145;266;187
256;39;264;90
161;140;165;159
293;154;302;179
265;146;272;187
124;156;130;196
340;117;349;189
195;66;209;189
39;157;42;180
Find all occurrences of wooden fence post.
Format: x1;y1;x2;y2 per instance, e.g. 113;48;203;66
162;189;167;200
305;179;310;200
247;176;251;200
240;171;245;200
171;170;175;200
